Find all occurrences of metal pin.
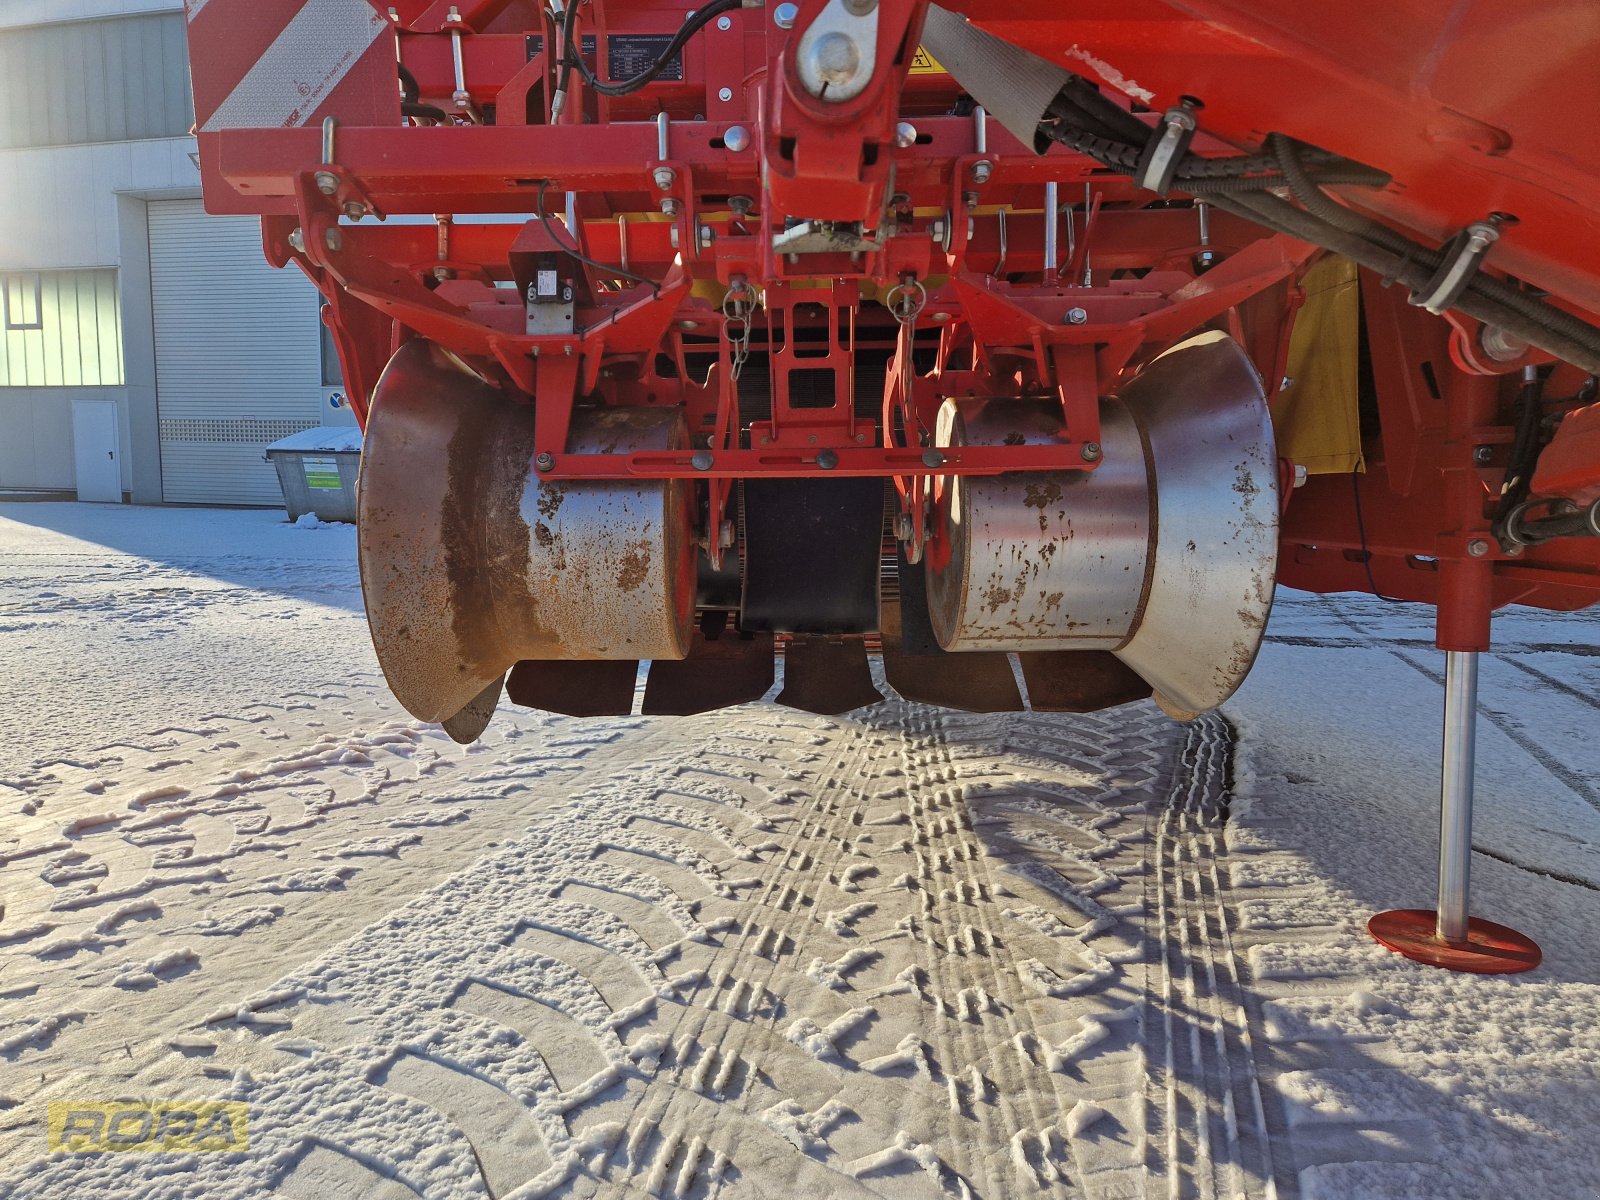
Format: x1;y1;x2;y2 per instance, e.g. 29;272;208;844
974;105;987;155
1042;181;1058;276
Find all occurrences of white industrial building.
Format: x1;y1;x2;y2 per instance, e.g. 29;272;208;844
0;0;351;506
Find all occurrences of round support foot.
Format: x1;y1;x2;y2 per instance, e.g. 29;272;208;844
1368;908;1541;974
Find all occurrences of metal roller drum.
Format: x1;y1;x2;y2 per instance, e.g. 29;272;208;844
924;331;1280;716
357;339;694;735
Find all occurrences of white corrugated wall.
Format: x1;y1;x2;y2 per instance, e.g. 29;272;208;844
148;198;323;504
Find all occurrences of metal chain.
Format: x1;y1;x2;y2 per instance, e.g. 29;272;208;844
886;276;926;440
722;282;756;382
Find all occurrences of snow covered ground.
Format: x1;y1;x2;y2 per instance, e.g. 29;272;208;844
1;500;1597;1199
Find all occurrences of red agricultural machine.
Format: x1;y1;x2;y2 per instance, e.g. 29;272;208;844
185;0;1600;970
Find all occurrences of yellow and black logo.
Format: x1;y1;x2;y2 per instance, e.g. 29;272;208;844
48;1102;249;1153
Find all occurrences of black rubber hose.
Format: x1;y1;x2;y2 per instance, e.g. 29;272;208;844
566;0;739;97
1497;370;1546;522
1271;133;1415;258
1272;132;1600;354
1209;191;1600;373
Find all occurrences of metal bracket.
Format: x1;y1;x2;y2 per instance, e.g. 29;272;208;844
1411;215;1511;315
1133;98;1200;195
794;0;880;104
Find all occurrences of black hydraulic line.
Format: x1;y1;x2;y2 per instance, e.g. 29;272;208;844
1496;370;1547;526
1039;102;1600;371
1201;191;1600;374
534;180;660;296
563;0;740;97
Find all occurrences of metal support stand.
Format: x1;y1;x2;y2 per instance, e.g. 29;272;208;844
1368;650;1542;973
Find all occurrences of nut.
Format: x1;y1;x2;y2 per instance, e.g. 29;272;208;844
1467;538;1491;558
652;166;676;191
1080;442;1102;462
535;452;555;472
1065;307;1088;325
969;159;993;184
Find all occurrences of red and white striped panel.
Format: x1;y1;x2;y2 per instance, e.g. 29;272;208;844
184;0;398;131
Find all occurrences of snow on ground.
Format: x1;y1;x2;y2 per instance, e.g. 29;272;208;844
0;500;1598;1198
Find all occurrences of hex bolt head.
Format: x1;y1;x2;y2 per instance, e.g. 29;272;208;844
922;448;945;468
1467;538;1491;557
1473;445;1494;465
535;452;555;472
314;170;339;196
1065;307;1088;325
287;227;306;253
342;201;365;221
928;219;946;242
652;166;676;191
691;450;714;471
773;1;798;28
894;121;917;149
816;449;839;470
969;159;993;184
1080;442;1103;462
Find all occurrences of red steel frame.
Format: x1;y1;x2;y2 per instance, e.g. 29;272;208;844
184;0;1600;637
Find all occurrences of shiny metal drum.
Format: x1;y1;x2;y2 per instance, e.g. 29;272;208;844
357;339;694;733
925;331;1280;716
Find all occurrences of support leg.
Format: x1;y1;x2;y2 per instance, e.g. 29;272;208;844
1367;648;1541;973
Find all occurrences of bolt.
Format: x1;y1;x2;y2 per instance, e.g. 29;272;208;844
1472;445;1494;465
922;449;944;468
698;224;715;251
1467;538;1491;557
773;1;797;28
894;122;917;149
342;201;365;221
535;452;555;472
969;159;993;184
691;450;714;471
661;198;681;218
1080;442;1102;462
314;170;339;196
841;0;877;13
1065;307;1088;325
716;14;732;29
816;449;839;470
287;228;306;253
723;125;750;153
1280;375;1294;392
323;227;343;252
928;219;946;242
718;86;733;102
652;166;676;191
930;311;952;322
719;519;736;548
896;513;913;541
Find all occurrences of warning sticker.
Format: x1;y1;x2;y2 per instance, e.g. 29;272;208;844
909;46;946;75
302;457;342;490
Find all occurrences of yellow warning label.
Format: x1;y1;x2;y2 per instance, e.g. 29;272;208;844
909;45;946;75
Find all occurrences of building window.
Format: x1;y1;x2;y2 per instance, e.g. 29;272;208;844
3;274;43;330
0;270;124;387
0;13;195;150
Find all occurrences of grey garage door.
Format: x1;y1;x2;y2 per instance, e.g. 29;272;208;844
149;198;324;504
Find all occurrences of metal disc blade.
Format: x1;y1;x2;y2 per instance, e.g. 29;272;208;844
506;660;639;718
776;637;883;715
440;675;504;744
1018;650;1151;713
880;599;1023;712
642;630;775;715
